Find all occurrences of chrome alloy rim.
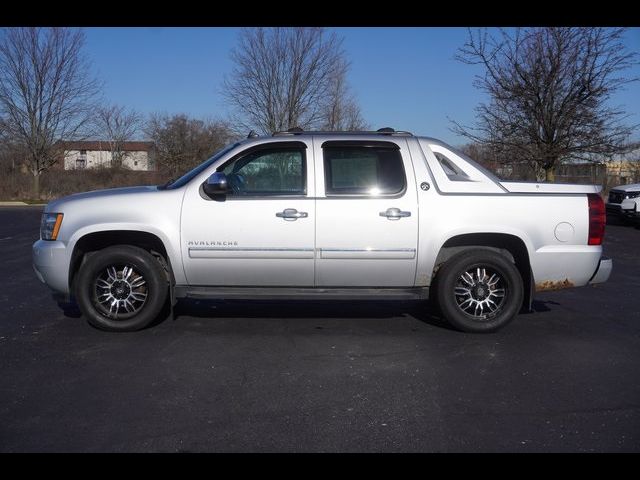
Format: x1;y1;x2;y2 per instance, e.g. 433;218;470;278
93;265;148;319
454;267;507;320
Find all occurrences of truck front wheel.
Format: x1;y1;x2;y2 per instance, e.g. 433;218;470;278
434;249;524;333
75;245;169;332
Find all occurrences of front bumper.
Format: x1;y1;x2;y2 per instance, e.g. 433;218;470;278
620;199;639;221
606;203;622;215
589;257;612;285
32;239;71;294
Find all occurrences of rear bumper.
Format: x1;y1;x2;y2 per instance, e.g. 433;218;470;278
589;257;612;285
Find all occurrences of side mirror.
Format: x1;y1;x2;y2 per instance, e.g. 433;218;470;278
203;172;229;197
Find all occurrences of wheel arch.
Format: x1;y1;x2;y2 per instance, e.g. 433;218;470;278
69;230;175;295
432;232;533;312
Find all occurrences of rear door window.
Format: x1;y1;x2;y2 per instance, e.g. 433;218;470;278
322;142;406;195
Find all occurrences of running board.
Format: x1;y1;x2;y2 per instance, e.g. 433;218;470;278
174;286;429;301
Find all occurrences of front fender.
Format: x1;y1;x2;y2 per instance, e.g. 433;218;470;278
67;223;185;285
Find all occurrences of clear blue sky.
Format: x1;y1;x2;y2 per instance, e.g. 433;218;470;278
84;27;640;146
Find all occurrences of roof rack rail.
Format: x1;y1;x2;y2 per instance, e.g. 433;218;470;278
272;127;413;137
272;127;304;136
375;127;414;136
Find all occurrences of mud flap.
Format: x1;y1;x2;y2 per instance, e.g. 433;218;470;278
520;269;534;313
151;249;177;321
169;279;177;321
527;270;534;312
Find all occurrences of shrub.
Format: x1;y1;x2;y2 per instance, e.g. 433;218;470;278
0;167;170;201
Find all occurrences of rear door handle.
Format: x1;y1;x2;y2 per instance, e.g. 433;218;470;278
276;208;308;220
380;207;411;220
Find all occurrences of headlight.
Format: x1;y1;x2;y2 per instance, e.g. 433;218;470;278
40;213;64;241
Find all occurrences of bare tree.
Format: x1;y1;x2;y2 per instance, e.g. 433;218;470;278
0;116;7;141
223;27;365;134
0;27;100;197
458;142;498;170
452;27;638;182
0;137;28;173
93;105;143;168
0;116;10;170
145;113;235;176
321;58;369;131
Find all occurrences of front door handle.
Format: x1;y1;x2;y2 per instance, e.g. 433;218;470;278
276;208;308;221
380;207;411;220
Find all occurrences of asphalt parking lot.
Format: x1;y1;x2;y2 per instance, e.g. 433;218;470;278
0;206;639;452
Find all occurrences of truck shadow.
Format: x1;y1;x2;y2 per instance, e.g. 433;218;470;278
59;297;553;332
172;298;455;331
529;300;554;312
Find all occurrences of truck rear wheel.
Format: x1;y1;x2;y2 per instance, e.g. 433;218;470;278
434;249;523;333
75;245;169;332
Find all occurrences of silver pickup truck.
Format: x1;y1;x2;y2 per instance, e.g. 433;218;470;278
33;129;612;333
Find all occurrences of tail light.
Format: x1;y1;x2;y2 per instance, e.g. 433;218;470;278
587;193;606;245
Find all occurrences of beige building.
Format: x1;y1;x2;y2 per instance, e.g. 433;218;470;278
604;147;640;186
59;141;155;171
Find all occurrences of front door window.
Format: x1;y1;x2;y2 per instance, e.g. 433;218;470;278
221;148;306;196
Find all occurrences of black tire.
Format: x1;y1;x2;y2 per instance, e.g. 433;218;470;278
75;245;169;332
434;249;524;333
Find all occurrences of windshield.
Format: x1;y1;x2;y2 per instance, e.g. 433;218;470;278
159;142;241;190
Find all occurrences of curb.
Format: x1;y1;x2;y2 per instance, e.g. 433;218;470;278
0;201;46;206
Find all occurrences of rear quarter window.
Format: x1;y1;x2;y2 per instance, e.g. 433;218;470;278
433;151;471;182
